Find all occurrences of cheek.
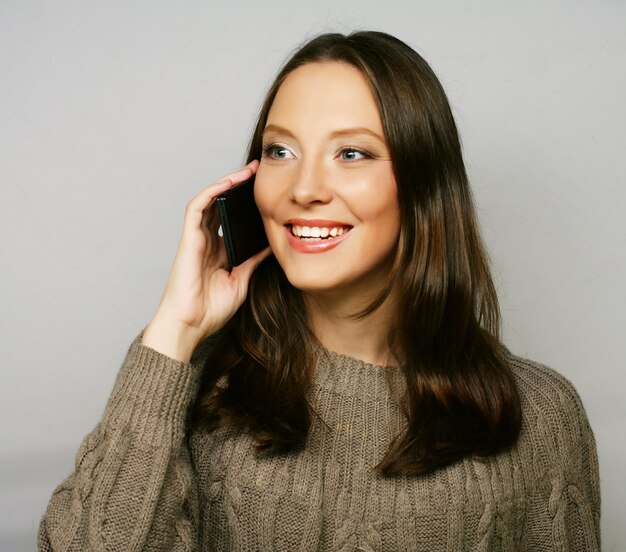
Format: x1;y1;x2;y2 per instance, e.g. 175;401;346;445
254;172;286;251
253;170;276;218
254;163;295;220
345;179;399;232
359;188;400;256
376;208;401;254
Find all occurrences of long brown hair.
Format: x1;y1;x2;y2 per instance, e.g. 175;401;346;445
193;31;521;475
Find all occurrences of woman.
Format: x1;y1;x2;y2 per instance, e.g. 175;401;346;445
39;31;600;551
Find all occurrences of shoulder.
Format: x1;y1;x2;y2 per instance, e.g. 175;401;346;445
500;347;597;477
499;347;601;536
501;346;589;427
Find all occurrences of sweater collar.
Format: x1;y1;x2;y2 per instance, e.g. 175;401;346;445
310;342;406;402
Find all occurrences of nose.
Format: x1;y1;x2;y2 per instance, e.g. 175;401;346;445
289;161;333;207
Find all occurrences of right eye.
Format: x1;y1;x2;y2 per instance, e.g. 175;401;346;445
262;144;295;160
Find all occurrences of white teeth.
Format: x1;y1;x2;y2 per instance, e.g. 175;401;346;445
291;225;349;239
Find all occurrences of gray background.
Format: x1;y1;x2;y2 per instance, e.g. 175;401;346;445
1;1;624;550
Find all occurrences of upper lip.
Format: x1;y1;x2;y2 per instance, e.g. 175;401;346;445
285;218;352;228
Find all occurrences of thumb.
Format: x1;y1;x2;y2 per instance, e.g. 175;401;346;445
230;246;273;293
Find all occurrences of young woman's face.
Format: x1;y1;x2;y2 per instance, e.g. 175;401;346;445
255;62;400;297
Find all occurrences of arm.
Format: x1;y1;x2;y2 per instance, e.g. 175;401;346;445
38;329;210;552
518;362;601;551
38;161;269;551
554;384;601;551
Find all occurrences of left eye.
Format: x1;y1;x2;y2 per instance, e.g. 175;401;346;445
338;148;370;161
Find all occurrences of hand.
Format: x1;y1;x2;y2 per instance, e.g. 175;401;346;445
142;160;272;362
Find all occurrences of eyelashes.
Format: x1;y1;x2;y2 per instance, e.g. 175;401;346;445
261;143;376;162
261;144;294;159
337;147;374;161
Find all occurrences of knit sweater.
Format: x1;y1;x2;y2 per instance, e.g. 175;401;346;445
38;329;600;551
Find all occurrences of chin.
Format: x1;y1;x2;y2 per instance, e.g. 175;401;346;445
271;241;397;298
281;265;348;294
279;260;390;300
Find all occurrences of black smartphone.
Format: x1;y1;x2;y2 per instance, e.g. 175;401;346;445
216;176;269;267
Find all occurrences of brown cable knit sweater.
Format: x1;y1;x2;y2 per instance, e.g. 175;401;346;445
38;329;600;551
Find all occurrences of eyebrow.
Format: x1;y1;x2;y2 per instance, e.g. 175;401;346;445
262;124;386;143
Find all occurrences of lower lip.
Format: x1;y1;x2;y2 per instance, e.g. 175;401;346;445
285;226;352;253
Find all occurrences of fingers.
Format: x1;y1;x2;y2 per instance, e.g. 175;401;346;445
184;160;260;238
230;246;273;288
195;159;259;208
215;159;260;187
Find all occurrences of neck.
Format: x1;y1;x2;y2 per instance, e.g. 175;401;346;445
304;287;400;367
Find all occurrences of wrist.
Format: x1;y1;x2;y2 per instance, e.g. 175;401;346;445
141;316;200;363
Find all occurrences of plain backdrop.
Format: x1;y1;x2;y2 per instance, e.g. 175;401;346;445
1;1;624;550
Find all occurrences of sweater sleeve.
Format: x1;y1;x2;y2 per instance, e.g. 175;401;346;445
513;357;602;552
552;379;601;551
38;329;213;552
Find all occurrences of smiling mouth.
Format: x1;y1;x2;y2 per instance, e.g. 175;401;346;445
288;224;352;241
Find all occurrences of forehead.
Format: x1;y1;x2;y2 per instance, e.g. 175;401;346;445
266;62;384;134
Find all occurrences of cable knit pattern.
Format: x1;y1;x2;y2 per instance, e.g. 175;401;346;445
39;331;600;551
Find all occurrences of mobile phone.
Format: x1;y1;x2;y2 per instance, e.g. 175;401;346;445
216;176;269;267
